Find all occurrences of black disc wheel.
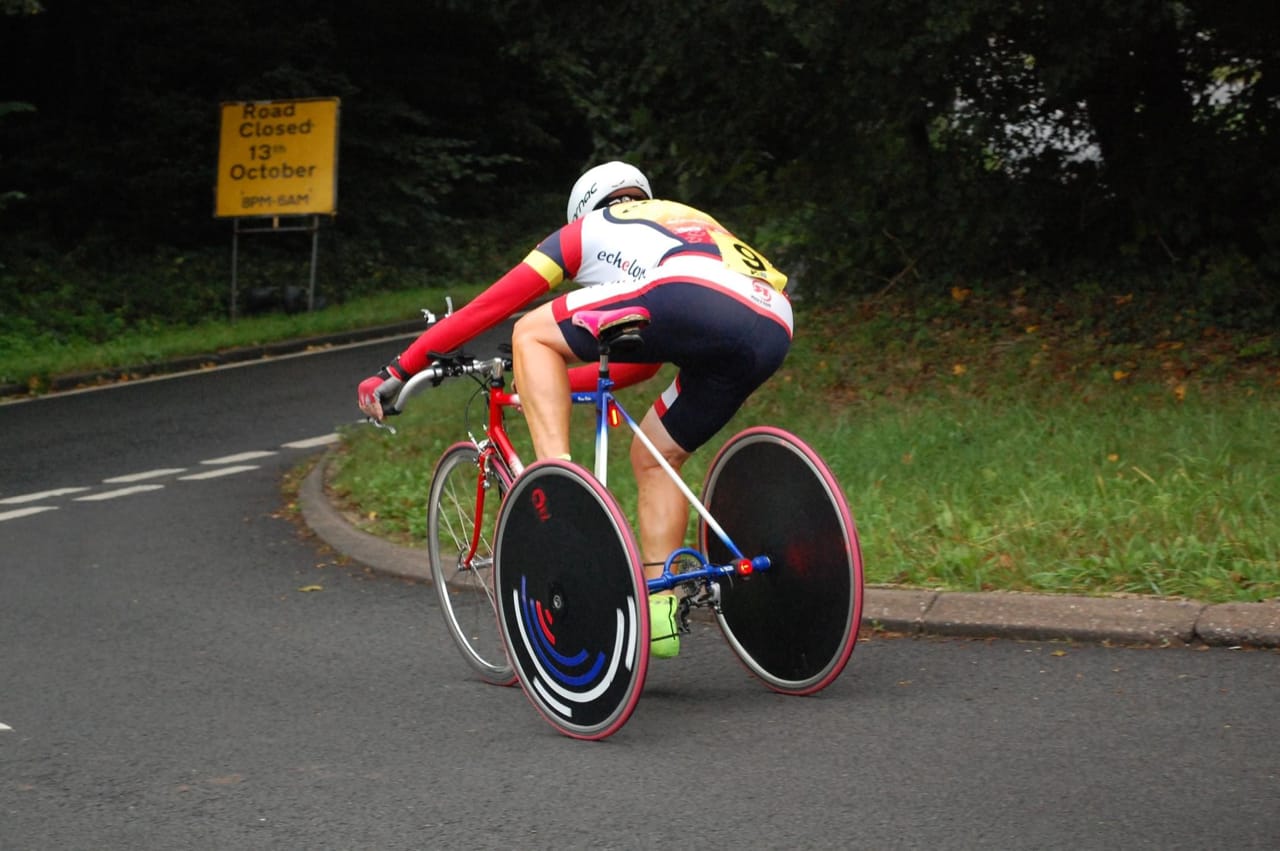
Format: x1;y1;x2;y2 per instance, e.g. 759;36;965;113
494;460;648;740
699;427;864;694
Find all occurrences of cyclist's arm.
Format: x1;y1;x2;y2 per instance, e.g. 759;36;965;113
396;224;585;374
396;258;561;375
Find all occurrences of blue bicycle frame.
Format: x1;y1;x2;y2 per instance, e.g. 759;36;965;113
571;367;771;595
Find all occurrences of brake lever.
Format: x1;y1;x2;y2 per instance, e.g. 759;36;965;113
421;296;455;325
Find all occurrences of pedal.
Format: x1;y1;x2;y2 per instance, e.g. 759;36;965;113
678;580;723;618
676;596;693;635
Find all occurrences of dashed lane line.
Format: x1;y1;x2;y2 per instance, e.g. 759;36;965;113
179;465;261;481
0;434;338;522
282;434;339;449
0;506;58;522
200;450;278;465
74;485;166;502
0;487;91;504
104;468;188;483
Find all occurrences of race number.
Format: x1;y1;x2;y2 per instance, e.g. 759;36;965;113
710;232;788;292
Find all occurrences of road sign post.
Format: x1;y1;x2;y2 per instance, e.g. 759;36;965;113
215;97;339;319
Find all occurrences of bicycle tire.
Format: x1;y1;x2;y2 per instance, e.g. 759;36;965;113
494;460;648;740
699;426;864;695
427;442;516;686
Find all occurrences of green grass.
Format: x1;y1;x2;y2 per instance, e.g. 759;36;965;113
10;278;1276;604
327;286;1280;604
0;285;485;392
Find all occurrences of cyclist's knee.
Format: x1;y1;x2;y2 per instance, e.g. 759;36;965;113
510;310;544;352
631;413;689;474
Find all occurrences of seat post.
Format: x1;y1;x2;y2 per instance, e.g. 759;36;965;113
597;341;612;380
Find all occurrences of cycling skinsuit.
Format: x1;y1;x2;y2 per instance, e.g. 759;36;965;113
394;199;793;452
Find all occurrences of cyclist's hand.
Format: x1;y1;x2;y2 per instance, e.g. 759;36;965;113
357;363;405;421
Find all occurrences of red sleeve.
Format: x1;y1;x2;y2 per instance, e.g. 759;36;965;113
535;219;584;278
397;262;551;375
567;362;662;392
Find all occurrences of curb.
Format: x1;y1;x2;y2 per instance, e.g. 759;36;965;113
299;456;1280;649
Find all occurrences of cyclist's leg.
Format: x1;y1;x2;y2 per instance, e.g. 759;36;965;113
510;304;576;460
622;282;791;658
629;408;692;577
552;277;792;574
628;408;690;658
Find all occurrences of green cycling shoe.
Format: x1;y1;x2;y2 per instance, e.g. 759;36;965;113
649;594;680;658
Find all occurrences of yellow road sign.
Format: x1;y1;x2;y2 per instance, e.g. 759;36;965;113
215;98;339;218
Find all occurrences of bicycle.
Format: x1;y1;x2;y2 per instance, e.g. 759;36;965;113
376;305;864;739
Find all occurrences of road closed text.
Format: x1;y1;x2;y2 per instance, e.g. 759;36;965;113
237;102;316;139
215;97;339;217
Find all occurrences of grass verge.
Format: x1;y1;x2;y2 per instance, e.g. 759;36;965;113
11;277;1273;603
0;285;483;392
327;286;1279;605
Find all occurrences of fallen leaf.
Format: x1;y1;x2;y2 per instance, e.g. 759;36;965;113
297;585;324;593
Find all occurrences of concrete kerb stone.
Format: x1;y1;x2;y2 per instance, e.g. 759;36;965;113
921;591;1204;645
299;458;430;583
300;453;1280;650
861;587;938;635
1195;602;1280;647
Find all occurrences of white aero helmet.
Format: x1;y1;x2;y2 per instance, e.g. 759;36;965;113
566;161;652;223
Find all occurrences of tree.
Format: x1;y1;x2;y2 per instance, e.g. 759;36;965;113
0;0;39;213
1;0;1277;324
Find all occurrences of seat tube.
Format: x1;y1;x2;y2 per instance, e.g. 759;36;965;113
594;388;610;486
594;358;614;486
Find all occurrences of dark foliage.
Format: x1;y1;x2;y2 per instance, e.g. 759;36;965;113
1;0;1277;340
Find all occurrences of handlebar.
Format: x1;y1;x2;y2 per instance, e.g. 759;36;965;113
381;355;511;417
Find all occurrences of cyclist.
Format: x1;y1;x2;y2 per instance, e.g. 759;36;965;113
358;161;792;658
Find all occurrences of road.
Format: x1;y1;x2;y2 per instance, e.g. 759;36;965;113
1;337;1277;850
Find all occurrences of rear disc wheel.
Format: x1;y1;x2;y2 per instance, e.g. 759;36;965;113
700;427;864;695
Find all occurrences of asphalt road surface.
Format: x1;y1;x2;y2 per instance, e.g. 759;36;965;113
2;335;1277;850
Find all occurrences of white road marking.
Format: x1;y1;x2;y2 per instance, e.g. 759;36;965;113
179;465;260;480
0;487;91;504
0;506;58;522
103;468;187;483
200;451;277;465
281;434;339;449
74;485;166;501
1;435;333;517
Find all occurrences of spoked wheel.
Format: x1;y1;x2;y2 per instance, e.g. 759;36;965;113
427;442;516;686
494;460;648;740
699;426;864;695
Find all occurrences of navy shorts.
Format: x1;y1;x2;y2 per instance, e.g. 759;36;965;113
554;281;792;452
